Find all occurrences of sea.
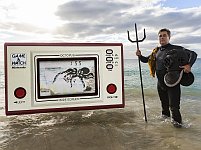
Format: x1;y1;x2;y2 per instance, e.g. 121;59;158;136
0;58;201;150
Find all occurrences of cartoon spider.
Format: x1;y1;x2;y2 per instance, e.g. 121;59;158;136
52;67;94;88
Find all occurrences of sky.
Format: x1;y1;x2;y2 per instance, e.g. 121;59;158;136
1;0;201;60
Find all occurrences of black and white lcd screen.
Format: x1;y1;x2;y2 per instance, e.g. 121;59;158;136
36;57;98;99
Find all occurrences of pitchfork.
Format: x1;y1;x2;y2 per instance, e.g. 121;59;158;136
127;23;147;122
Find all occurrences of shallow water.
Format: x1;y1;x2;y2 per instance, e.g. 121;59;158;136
1;89;201;150
1;59;201;150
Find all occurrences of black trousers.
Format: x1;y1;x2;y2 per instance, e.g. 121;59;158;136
156;71;182;123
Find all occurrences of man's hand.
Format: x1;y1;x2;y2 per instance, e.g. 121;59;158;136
180;64;191;73
136;49;142;56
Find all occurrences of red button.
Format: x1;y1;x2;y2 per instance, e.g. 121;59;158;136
107;84;117;94
14;87;26;99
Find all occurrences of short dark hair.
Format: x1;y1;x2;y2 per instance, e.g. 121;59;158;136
158;28;171;38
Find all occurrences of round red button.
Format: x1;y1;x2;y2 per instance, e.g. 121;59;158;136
107;84;117;94
14;87;26;99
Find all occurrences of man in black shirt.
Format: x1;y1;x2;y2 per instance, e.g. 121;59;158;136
136;28;197;128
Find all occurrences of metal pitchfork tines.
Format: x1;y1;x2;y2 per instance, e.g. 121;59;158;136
127;23;147;122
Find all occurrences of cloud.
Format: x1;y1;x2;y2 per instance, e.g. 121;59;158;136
1;0;201;59
55;0;131;22
54;0;134;38
54;1;201;40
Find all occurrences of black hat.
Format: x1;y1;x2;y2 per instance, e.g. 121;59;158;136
180;71;194;86
164;70;194;87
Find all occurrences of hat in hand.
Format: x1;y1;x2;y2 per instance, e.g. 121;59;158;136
180;71;194;86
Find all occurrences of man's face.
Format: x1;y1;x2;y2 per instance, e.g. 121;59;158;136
158;31;170;46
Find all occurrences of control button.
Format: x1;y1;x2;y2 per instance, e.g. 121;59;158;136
14;87;26;99
107;84;117;94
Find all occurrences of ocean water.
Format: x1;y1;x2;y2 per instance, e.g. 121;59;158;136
0;58;201;150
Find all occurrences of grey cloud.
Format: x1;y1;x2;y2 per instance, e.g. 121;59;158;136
173;35;201;45
55;0;131;22
55;0;201;39
157;11;201;28
54;0;134;37
122;7;201;31
56;22;115;38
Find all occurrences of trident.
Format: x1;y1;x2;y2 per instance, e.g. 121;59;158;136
127;23;147;122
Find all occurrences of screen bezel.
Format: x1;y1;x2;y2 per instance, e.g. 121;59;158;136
36;57;99;100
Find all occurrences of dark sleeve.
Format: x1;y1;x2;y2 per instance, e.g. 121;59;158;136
138;55;150;63
184;48;197;67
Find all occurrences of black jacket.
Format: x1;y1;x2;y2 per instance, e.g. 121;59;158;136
139;43;197;82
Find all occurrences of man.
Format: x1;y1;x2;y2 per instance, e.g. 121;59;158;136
136;28;197;128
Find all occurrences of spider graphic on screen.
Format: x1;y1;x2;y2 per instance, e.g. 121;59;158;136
52;67;94;88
